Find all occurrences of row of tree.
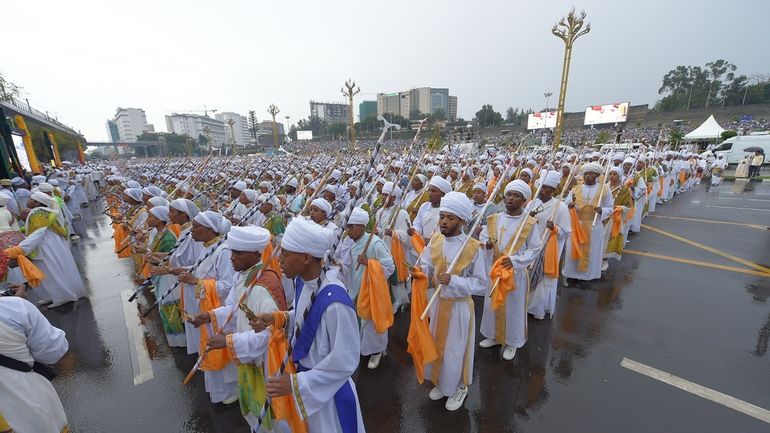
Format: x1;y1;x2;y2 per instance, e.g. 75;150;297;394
656;59;770;111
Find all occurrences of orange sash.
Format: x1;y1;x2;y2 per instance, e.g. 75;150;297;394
198;279;234;371
356;259;393;333
410;232;426;255
4;246;45;287
267;312;308;433
543;226;560;279
406;266;438;383
390;232;408;283
489;256;514;310
260;239;282;277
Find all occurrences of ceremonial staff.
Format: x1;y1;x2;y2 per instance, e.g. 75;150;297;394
420;135;531;320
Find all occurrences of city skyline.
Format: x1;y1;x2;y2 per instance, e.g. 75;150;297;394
3;0;769;142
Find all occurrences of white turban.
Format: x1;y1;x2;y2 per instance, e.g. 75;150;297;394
243;189;258;202
0;194;9;207
623;157;636;165
227;226;270;252
541;171;562;189
439;191;473;222
194;211;231;234
286;178;299;189
170;198;200;220
148;196;169;208
505;179;532;200
149;205;169;222
258;181;272;190
348;207;370;226
310;198;332;216
429;176;451;194
473;183;486;192
38;182;54;193
609;166;624;179
520;168;534;179
282;217;332;258
143;185;164;197
124;188;143;202
31;191;54;208
324;185;338;197
612;153;625;161
49;179;59;187
382;182;402;199
415;174;427;186
330;169;342;180
582;162;603;175
231;180;247;191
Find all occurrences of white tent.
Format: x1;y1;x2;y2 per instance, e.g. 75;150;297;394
684;114;726;140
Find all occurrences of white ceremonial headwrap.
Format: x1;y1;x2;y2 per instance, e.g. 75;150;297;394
348;207;370;226
310;198;332;216
429;176;452;194
439;191;473;222
150;206;170;222
324;185;338;197
505;179;532;200
330;169;342;180
542;171;562;188
194;210;231;234
243;189;258;202
415;174;427;186
170;198;200;220
520;168;534;179
31;191;54;208
609;166;624;179
382;182;402;199
149;196;169;208
38;183;54;193
612;153;625;161
623;157;636;165
143;185;165;197
281;217;332;259
582;162;603;175
286;178;299;189
227;226;270;252
231;180;247;191
258;181;272;190
49;179;59;187
124;188;143;202
473;183;486;192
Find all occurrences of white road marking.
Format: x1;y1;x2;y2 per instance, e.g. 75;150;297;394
706;205;770;212
120;290;154;385
717;196;770;202
621;358;770;424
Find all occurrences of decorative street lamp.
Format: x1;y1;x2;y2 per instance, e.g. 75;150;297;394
551;9;591;149
341;79;360;151
267;104;280;151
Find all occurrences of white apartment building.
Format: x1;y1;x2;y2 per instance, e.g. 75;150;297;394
165;113;226;148
113;107;150;142
215;112;250;148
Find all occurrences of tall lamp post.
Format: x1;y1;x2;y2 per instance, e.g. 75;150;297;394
341;79;360;151
268;104;280;152
285;115;291;141
544;91;553;111
551;9;591;149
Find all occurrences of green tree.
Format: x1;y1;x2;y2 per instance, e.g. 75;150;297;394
326;122;347;139
475;104;502;128
288;125;298;141
427;123;442;150
505;107;516;124
721;130;738;140
0;72;22;102
595;130;611;144
431;108;446;122
247;110;259;140
409;108;422;121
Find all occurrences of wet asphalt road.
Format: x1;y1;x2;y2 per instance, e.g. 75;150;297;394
40;180;770;433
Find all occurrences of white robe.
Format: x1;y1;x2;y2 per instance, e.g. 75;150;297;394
338;234;395;357
413;202;440;242
527;198;571;319
0;297;69;433
184;241;237;403
629;175;646;233
375;205;412;309
289;275;366;433
420;233;488;397
562;183;614;281
19;210;87;303
478;212;542;349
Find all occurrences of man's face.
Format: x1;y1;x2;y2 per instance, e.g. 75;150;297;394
348;224;366;241
584;172;598;185
238;192;250;205
518;172;531;184
472;188;486;204
259;202;272;215
146;213;161;229
561;167;570;177
609;171;620;184
504;190;526;212
385;195;396;207
439;211;463;236
322;191;336;202
411;178;423;191
285;186;296;195
613;159;622;167
279;249;310;279
191;221;215;242
623;162;633;173
229;188;241;199
539;185;555;201
375;183;383;193
308;205;325;223
230;249;260;272
636;161;645;171
428;185;444;205
169;207;188;225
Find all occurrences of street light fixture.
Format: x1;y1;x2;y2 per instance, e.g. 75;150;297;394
551;8;591;149
544;91;553;111
341;79;360;151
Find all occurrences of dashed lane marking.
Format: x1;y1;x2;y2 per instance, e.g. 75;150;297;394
624;249;770;278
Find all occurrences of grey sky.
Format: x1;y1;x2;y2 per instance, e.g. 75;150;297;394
4;0;768;142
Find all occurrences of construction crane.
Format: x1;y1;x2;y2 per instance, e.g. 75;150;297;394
166;105;218;117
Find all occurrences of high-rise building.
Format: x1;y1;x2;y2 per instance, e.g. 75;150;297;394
359;101;377;121
165;113;226;149
309;101;349;124
377;87;457;120
215;112;250;148
112;107;150;142
448;96;458;122
256;121;285;147
106;120;120;143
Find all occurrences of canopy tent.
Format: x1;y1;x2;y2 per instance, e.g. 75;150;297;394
684;114;726;140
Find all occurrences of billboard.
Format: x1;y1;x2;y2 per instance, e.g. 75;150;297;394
11;133;32;172
584;102;629;125
527;111;557;130
297;130;313;140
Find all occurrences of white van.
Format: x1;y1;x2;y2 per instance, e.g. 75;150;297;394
712;134;770;164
